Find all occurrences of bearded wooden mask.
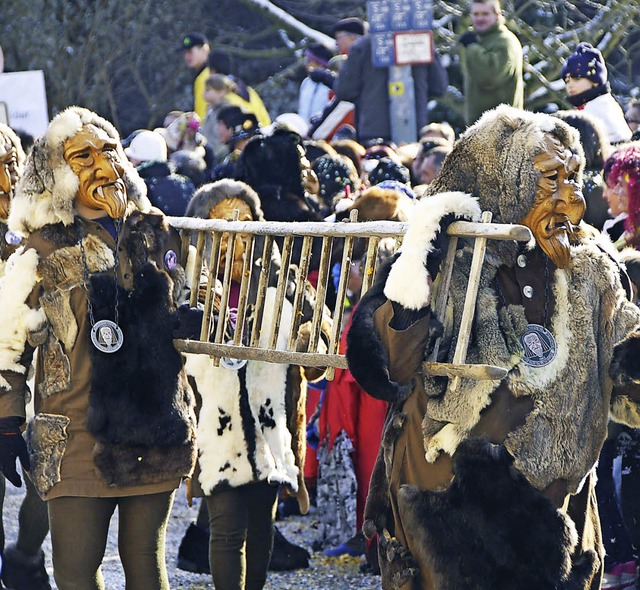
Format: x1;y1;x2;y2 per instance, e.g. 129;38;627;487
209;197;253;283
0;131;20;220
64;124;127;219
519;134;585;269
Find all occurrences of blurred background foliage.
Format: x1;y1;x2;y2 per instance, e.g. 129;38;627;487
1;0;638;137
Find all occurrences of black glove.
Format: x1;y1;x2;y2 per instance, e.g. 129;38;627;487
173;304;204;340
309;68;336;89
0;416;30;487
459;31;479;47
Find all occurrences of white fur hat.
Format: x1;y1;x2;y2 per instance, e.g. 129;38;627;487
9;106;150;235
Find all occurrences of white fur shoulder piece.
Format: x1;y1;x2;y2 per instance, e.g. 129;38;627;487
384;192;481;310
0;247;46;390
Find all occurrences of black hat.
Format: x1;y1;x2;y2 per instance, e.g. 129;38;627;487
208;48;232;74
561;42;607;86
367;157;410;186
333;17;367;37
217;106;260;142
179;32;208;51
305;44;334;67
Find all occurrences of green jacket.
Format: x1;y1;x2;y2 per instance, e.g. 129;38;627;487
460;21;524;125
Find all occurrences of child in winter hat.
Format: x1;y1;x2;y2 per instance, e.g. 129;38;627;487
562;42;631;144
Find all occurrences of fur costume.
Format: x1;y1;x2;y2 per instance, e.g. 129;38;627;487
347;106;640;589
0;123;26;219
234;128;323;223
399;438;598;590
0;106;196;498
182;179;331;514
185;288;298;492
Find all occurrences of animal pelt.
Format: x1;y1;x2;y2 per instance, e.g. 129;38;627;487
0;247;46;390
362;412;407;540
398;438;599;590
37;337;71;398
186;289;299;494
256;184;324;224
609;330;640;425
38;232;114;292
93;435;197;487
25;413;70;497
346;254;412;403
349;186;412;222
186;179;265;221
383;192;481;309
347;192;480;403
86;260;195;449
610;329;640;388
120;209;186;301
285;365;310;515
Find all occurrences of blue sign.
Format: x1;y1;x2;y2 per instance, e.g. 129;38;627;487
371;32;396;67
368;0;393;33
366;0;433;67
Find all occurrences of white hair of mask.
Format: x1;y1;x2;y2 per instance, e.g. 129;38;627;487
9;106;149;235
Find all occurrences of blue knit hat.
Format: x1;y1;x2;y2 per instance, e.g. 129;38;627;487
561;43;607;86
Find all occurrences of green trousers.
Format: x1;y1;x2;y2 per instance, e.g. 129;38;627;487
48;491;174;590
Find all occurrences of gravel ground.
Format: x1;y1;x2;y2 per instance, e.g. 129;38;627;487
4;482;382;589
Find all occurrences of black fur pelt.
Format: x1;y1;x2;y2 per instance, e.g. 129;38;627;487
346;255;414;403
256;184;323;224
610;330;640;386
86;261;193;448
398;438;598;590
363;412;407;540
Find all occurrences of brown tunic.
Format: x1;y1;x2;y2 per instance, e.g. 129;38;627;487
0;216;184;499
373;248;604;590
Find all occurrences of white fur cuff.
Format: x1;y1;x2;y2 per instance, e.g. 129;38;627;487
383;192;480;310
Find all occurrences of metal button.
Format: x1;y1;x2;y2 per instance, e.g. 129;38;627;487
523;285;534;298
517;254;527;268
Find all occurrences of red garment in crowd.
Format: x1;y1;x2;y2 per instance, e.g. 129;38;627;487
318;311;387;531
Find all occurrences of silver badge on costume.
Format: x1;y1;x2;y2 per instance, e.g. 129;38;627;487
91;319;124;353
4;230;22;246
520;323;556;367
220;343;248;371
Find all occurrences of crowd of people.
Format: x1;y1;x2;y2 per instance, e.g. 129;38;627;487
1;1;640;590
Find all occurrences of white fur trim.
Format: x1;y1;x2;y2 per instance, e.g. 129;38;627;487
47;108;84;145
425;423;466;463
384;192;481;309
245;290;298;488
0;248;46;390
186;353;255;491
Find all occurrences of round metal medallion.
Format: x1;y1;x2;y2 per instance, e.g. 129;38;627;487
91;319;124;353
520;323;557;367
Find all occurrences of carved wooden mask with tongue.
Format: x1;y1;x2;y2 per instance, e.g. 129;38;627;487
519;134;585;269
0;131;20;220
64;124;128;219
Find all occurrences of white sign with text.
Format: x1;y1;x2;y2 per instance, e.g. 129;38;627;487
0;70;49;138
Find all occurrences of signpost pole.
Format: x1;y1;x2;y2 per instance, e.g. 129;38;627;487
388;65;416;145
367;0;433;146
